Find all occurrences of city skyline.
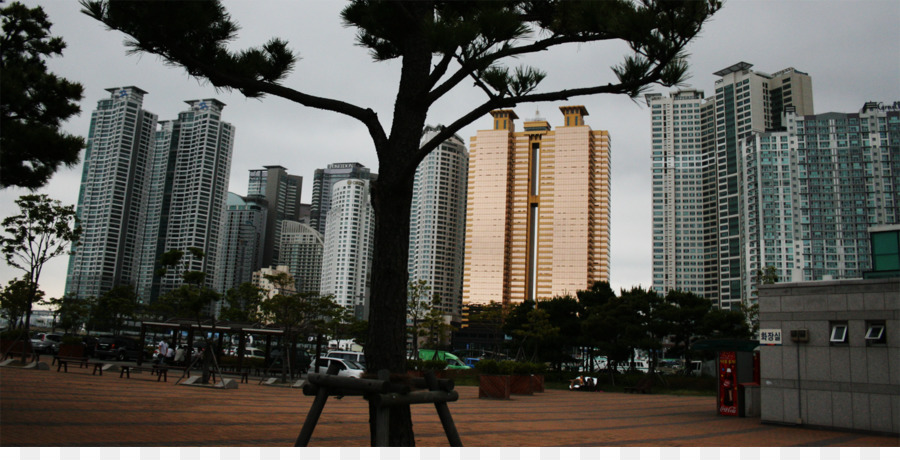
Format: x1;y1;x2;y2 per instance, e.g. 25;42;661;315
3;1;899;302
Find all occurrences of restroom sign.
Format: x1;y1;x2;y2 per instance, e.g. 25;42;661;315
759;329;782;345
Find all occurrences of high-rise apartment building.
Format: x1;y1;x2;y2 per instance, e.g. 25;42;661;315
214;193;267;306
712;63;814;310
320;179;375;319
741;102;900;301
136;99;235;306
648;62;814;309
408;126;469;318
279;220;324;294
463;106;611;306
646;89;719;301
310;162;376;235
66;87;158;299
247;165;303;267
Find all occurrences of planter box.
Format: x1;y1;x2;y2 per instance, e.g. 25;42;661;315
510;374;534;395
478;374;511;399
531;374;545;393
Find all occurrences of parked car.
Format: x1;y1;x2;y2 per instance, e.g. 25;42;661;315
272;347;312;373
325;350;365;368
308;357;364;378
94;336;145;361
31;333;63;354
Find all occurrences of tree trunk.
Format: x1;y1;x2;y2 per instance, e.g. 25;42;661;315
366;162;417;446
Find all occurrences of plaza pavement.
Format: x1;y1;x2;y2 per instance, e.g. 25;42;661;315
1;364;897;447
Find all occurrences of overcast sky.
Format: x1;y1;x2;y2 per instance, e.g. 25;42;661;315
3;0;899;304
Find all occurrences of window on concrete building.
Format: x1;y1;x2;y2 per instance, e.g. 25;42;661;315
865;322;886;345
829;322;848;345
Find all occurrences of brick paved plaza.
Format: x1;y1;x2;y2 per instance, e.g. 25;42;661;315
1;365;897;447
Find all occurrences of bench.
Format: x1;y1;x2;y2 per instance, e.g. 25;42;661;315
91;362;105;376
118;364;145;378
624;377;654;394
152;364;188;382
2;340;38;362
54;344;89;372
56;357;89;373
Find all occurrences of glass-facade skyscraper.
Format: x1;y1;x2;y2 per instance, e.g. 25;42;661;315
247;165;303;268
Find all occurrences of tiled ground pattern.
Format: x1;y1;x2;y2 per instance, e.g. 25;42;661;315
1;366;897;447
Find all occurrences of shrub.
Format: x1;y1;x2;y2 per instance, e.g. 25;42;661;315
475;359;546;375
474;359;501;375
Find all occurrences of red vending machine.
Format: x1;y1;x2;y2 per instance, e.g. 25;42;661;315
718;351;739;416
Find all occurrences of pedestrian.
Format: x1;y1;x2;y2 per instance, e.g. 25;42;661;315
174;345;186;365
158;340;169;365
166;343;175;363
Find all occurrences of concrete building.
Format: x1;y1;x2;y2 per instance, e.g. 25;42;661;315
310;162;376;236
408;126;469;319
279;220;324;295
136;99;235;307
214;192;267;311
758;277;899;435
463;106;611;306
66;87;158;300
252;265;294;299
648;63;815;309
247;165;303;267
741;102;900;303
319;179;375;319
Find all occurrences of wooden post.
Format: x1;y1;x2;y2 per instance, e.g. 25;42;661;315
294;364;340;447
425;371;463;447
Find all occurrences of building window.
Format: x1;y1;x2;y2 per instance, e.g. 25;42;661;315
865;322;886;345
829;322;848;345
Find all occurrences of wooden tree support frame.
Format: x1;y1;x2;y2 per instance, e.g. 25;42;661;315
295;367;463;447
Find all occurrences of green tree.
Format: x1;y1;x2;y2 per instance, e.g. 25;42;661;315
47;294;92;335
512;308;560;363
92;285;138;335
744;265;778;336
1;2;85;189
419;308;454;350
82;0;720;444
406;279;438;358
576;281;617;372
220;282;264;323
659;290;713;364
1;194;80;349
1;278;44;330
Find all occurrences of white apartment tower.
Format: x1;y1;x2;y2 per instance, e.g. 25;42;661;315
741;102;900;302
646;89;718;301
648;62;814;310
136;99;235;306
310;163;376;235
408;126;469;319
280;220;324;295
66;87;158;299
319;179;375;319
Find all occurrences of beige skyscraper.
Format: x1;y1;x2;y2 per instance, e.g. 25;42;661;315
463;106;610;306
